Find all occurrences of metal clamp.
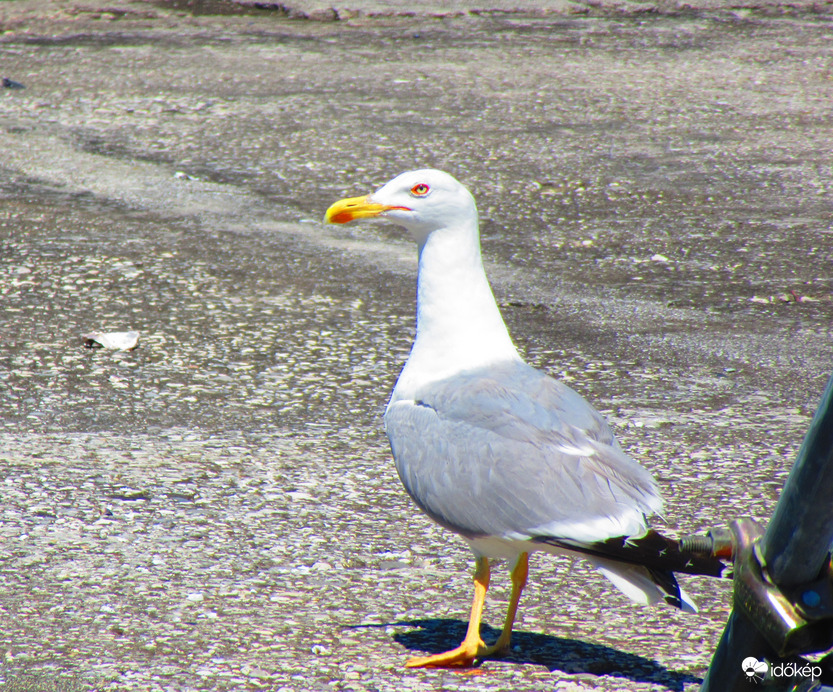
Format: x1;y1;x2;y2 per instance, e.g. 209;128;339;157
683;518;833;658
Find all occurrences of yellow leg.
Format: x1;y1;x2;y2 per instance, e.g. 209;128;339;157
405;552;530;668
481;552;528;656
406;556;491;668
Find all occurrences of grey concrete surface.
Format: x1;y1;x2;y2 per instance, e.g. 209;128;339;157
0;1;831;690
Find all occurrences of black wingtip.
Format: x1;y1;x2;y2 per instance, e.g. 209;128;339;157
648;566;686;610
532;529;727;578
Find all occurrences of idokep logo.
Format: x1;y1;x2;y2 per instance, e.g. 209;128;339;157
742;657;822;685
742;657;768;684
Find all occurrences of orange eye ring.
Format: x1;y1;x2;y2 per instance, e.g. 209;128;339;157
410;183;430;196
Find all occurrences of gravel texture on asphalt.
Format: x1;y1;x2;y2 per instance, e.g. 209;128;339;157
1;1;831;690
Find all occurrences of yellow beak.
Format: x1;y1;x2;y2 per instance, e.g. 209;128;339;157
324;194;409;224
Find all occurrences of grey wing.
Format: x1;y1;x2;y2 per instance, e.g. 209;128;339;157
384;361;661;541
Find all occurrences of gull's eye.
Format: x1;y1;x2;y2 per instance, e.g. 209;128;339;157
410;183;430;196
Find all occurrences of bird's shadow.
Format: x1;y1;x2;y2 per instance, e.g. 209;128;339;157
350;618;701;692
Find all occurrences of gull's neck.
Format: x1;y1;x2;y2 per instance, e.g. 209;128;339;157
391;217;521;402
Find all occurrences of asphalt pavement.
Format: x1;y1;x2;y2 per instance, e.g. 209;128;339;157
0;1;832;690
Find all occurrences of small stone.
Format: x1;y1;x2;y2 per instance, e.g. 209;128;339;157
82;330;140;350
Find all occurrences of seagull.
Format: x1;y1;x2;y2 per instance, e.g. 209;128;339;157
325;169;724;668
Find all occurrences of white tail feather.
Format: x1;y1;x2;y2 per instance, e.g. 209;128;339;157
587;557;698;613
